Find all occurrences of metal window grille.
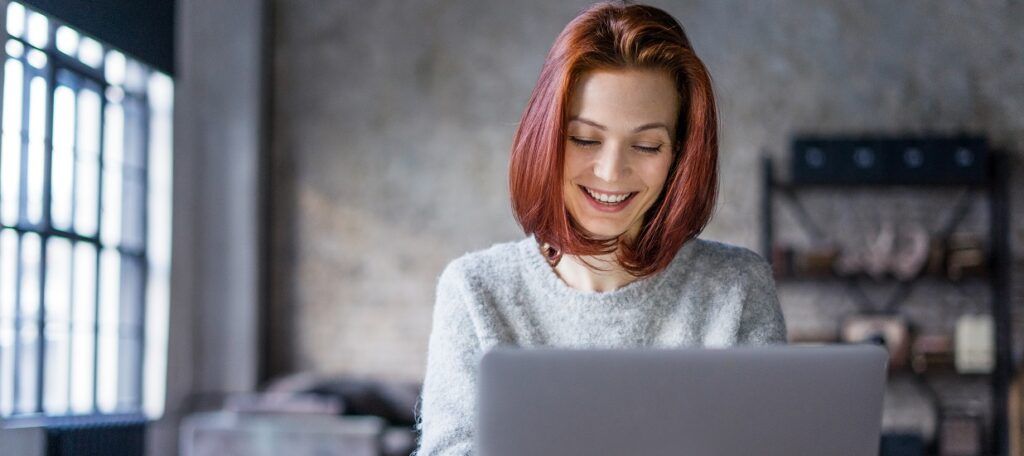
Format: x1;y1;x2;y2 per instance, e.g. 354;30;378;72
0;1;172;419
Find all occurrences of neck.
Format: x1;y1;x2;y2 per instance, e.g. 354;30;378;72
547;224;643;293
553;248;637;293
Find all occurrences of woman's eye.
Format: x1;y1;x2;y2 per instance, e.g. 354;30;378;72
569;137;662;154
569;137;599;147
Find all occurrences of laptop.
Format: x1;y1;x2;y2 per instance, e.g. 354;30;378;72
477;344;888;456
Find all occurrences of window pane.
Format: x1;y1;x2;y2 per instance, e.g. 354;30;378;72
43;237;72;414
1;59;23;132
44;238;71;325
55;25;79;56
124;59;147;94
1;58;23;226
25;76;47;224
77;37;102;68
15;323;37;413
25;11;47;48
51;85;76;230
76;88;101;157
74;161;99;237
74;89;101;236
122;177;144;250
119;257;144;409
117;335;139;409
144;71;172;418
5;39;23;58
0;229;19;415
20;232;39;321
95;248;119;413
26;48;46;70
119;256;143;328
25;50;44;72
95;331;116;413
6;2;25;38
147;73;171;263
104;92;123;164
142;263;167;417
16;232;40;413
0;230;15;320
123;97;145;170
101;100;122;246
69;241;96;413
42;326;68;414
105;50;125;86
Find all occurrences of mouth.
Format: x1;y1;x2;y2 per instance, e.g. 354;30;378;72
578;185;639;212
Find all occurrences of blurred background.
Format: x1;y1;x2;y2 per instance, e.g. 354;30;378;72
0;0;1022;455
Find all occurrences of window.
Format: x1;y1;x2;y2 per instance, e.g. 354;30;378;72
0;1;172;419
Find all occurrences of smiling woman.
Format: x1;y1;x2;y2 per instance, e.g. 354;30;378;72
508;1;719;283
414;2;786;455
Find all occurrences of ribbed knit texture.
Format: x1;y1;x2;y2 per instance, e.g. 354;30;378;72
413;235;788;455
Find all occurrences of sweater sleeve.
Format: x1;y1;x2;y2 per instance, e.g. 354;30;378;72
736;257;788;345
414;259;482;456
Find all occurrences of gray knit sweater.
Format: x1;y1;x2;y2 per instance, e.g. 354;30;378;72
413;235;788;455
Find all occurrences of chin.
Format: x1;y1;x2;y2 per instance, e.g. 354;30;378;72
578;222;630;240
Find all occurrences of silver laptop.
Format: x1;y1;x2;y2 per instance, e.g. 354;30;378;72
477;344;888;456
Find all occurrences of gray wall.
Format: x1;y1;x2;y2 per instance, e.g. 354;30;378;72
269;0;1024;435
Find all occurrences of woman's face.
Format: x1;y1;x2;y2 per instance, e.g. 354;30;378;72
562;67;680;242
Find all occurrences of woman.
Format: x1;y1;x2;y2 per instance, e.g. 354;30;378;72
414;2;787;454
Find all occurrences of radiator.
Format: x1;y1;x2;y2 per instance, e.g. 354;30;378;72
0;414;147;456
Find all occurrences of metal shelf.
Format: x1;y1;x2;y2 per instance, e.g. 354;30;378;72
761;153;1014;456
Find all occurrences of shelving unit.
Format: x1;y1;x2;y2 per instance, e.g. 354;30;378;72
760;149;1013;456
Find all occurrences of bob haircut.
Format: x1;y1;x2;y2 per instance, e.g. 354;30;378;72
508;1;719;278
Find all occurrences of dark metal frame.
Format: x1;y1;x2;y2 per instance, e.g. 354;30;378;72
0;1;151;418
762;151;1014;455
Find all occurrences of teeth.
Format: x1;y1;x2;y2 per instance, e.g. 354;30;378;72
584;187;632;203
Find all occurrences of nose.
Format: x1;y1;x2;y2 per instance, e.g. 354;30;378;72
592;143;631;182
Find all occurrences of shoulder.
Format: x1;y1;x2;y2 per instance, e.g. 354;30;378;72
437;237;527;290
685;238;773;284
432;238;528;340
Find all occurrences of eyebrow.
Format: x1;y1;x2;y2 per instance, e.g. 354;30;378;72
569;116;670;134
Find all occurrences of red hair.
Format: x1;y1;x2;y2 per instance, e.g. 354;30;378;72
508;1;719;278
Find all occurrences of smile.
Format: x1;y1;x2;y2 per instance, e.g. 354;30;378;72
578;185;638;212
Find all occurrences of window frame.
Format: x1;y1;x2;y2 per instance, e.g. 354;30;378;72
0;0;170;420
